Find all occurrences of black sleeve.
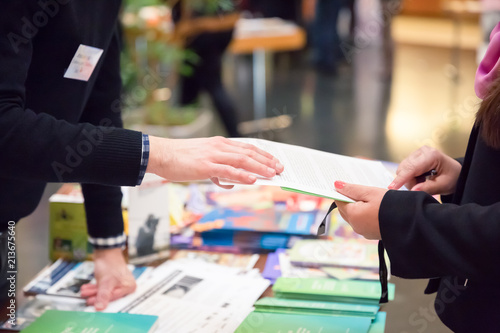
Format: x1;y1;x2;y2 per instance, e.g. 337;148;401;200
0;2;141;187
379;190;500;281
79;26;126;242
440;157;465;204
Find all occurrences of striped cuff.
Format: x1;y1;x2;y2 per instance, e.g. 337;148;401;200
88;232;126;249
136;134;150;186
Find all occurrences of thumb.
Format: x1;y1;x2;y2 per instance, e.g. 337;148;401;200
95;279;114;311
334;181;369;202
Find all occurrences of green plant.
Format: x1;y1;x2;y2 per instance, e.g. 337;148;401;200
120;0;233;126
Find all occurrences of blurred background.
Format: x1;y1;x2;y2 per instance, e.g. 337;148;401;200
17;0;500;332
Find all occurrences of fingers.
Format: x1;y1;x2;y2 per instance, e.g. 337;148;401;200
227;138;275;161
224;138;284;174
95;279;114;311
334;181;371;202
213;152;278;179
389;146;438;190
86;288;131;306
210;177;234;189
88;279;136;309
80;283;97;298
208;164;257;184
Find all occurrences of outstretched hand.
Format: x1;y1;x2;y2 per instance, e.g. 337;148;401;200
388;145;461;195
147;136;284;188
334;181;387;240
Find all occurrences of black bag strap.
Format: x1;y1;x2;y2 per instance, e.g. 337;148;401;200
378;240;389;303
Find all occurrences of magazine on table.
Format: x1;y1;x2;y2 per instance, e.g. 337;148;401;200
23;259;151;298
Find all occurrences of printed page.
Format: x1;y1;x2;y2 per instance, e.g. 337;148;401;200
225;138;395;202
103;260;269;333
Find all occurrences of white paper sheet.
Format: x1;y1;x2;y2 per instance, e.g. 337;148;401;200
223;138;396;203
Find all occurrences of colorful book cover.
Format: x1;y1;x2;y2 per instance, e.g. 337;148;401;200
320;266;379;281
194;184;325;236
49;185;91;261
23;260;150;298
235;311;372;333
288;239;379;270
171;250;259;270
49;184;128;261
23;260;79;296
272;278;395;304
278;251;329;279
261;250;282;284
20;310;158;333
196;207;319;236
170;184;331;251
128;174;170;264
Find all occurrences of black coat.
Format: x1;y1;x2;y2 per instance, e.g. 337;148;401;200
0;1;142;238
380;124;500;332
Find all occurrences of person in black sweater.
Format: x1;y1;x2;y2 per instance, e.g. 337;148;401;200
334;22;500;332
0;0;283;311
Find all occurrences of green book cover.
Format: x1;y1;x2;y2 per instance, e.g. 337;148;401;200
368;312;386;333
235;311;372;333
49;200;92;261
273;278;395;304
20;310;158;333
254;297;379;318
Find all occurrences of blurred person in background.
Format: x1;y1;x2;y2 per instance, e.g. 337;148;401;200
172;0;241;137
311;0;355;74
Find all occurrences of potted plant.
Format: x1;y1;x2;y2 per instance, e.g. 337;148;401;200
120;0;216;138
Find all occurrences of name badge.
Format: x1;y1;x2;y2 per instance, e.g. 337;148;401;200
64;44;104;81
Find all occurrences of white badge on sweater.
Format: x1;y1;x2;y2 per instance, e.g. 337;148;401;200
63;44;104;81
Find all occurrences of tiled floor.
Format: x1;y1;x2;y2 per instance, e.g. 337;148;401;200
16;7;485;333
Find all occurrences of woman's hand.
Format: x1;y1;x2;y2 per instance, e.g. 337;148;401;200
147;136;284;188
334;181;387;240
388;146;461;195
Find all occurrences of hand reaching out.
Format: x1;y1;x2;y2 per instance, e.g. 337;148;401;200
388;146;461;195
147;136;284;188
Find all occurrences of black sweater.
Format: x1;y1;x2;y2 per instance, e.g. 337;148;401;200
0;0;142;239
380;124;500;332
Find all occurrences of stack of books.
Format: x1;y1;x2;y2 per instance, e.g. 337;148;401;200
235;277;393;333
272;277;394;305
236;311;387;333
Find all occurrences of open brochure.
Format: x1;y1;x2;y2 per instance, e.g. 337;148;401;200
222;138;396;203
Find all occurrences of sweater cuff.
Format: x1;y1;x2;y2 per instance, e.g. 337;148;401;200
89;232;126;249
77;127;143;186
136;134;150;186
